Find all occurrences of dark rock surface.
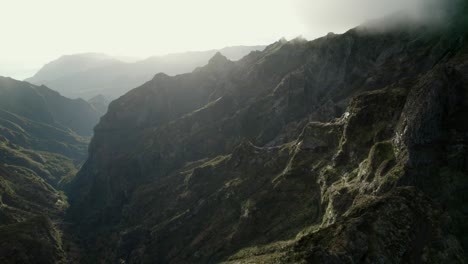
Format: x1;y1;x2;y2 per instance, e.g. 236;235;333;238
67;12;468;264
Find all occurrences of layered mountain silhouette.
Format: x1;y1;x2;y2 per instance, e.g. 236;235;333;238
66;11;468;264
0;3;467;263
0;77;100;137
25;46;266;100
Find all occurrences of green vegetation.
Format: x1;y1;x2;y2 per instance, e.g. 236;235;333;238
368;141;395;166
0;141;81;188
223;240;293;263
198;154;231;169
0;77;93;263
0;216;65;264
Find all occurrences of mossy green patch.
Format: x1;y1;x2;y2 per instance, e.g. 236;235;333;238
199;154;231;169
368;141;395;169
0;216;65;263
223;240;293;263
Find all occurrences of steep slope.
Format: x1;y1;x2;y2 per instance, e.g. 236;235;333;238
0;77;98;263
69;13;468;264
0;164;67;264
0;109;87;187
0;77;101;136
26;46;266;100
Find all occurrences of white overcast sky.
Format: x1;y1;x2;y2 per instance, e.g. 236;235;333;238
0;0;443;79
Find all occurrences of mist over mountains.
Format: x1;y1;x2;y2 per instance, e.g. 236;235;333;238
25;46;265;100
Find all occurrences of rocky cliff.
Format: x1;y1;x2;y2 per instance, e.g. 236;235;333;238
69;14;468;263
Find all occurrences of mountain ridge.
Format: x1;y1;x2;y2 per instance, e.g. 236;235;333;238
67;15;468;263
0;76;104;263
25;46;266;100
0;76;100;136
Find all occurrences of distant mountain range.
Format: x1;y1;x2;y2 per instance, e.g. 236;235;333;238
25;46;266;100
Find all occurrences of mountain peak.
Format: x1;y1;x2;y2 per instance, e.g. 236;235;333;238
208;52;229;65
151;72;170;81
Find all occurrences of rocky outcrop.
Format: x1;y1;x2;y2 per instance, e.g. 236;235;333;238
285;187;464;263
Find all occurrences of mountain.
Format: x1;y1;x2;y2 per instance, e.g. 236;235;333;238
0;77;101;137
67;12;468;264
87;94;110;116
25;46;266;100
26;53;119;85
0;77;99;263
0;77;95;189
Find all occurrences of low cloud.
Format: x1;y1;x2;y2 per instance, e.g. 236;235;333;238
294;0;462;37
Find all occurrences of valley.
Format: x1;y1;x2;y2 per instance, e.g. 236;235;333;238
0;3;467;263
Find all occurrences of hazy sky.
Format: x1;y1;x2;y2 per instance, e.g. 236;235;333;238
0;0;442;79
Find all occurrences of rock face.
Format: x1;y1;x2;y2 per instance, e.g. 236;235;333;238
69;15;468;263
